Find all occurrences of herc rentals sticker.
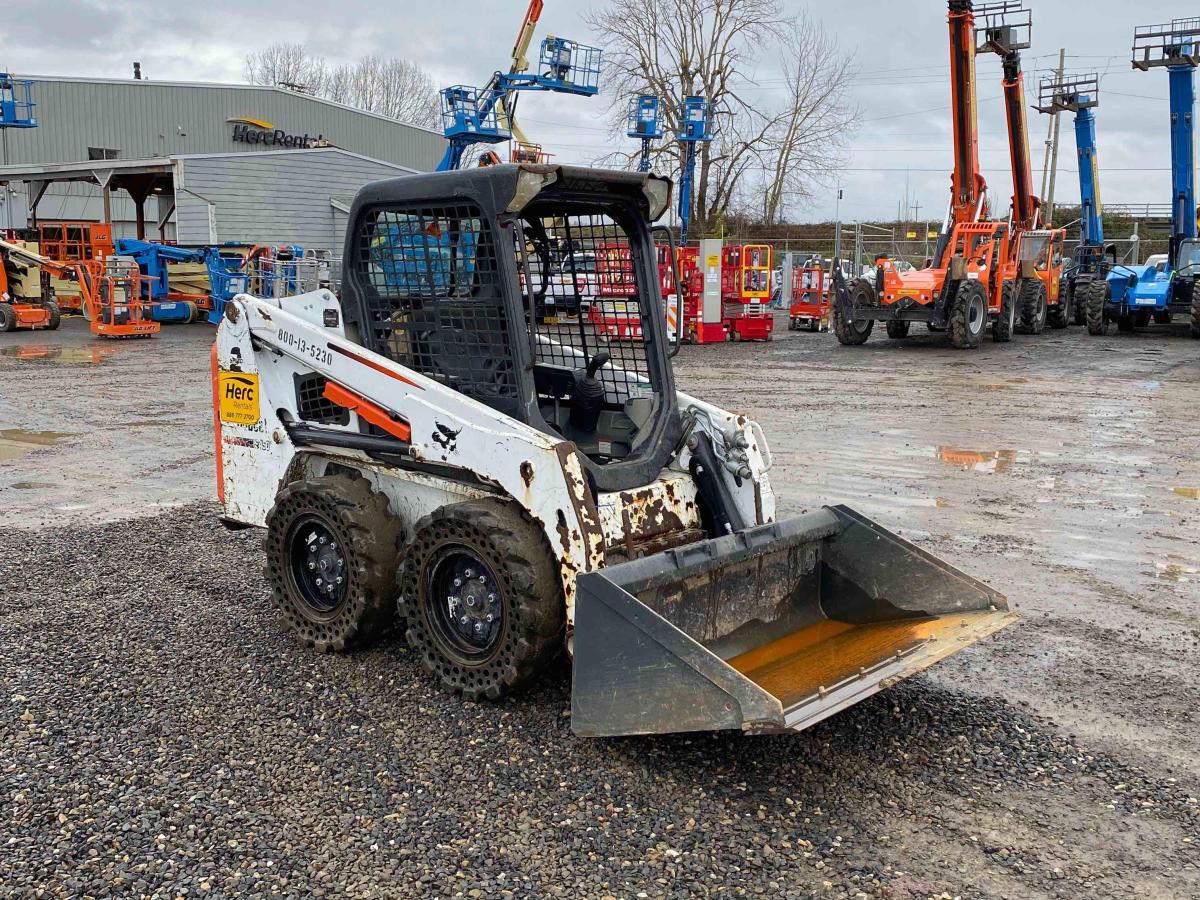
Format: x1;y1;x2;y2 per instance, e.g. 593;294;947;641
218;371;260;425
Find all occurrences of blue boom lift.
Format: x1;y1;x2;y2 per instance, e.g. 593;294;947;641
1087;19;1200;336
436;0;600;171
114;238;211;323
1034;73;1130;326
677;96;712;245
627;95;663;173
0;73;36;129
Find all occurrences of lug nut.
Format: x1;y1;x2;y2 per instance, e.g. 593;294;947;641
464;568;474;578
315;577;322;586
478;575;486;583
307;561;316;570
454;578;462;587
486;613;494;622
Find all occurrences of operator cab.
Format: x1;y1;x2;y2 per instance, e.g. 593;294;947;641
1176;239;1200;274
340;164;681;493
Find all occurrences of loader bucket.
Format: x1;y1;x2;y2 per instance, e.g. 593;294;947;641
571;505;1018;737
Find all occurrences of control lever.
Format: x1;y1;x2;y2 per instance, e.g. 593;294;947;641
570;351;611;433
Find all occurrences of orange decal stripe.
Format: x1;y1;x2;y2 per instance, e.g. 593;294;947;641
210;344;225;505
323;382;412;442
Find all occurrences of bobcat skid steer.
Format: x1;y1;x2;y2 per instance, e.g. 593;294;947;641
213;165;1017;737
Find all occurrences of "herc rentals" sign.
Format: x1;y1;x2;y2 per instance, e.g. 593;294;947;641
227;117;329;149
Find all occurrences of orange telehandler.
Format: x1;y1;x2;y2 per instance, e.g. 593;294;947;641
835;0;1018;350
975;0;1070;333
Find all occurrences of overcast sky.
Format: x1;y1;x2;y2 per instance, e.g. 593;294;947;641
1;0;1193;225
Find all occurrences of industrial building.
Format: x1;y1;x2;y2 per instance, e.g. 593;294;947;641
0;74;445;249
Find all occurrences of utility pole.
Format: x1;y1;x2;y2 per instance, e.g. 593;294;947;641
1041;48;1066;225
833;185;843;263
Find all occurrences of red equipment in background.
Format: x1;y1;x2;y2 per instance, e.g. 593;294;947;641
590;243;681;342
789;263;829;332
722;244;773;341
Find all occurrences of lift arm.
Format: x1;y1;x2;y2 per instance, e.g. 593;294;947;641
1036;74;1103;248
1133;18;1200;269
931;1;990;268
975;2;1038;233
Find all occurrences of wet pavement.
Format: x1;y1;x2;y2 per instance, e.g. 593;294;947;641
1;312;1198;895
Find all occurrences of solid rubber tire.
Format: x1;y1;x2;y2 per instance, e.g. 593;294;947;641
0;304;15;332
885;320;910;339
44;301;61;331
397;500;563;701
264;474;403;653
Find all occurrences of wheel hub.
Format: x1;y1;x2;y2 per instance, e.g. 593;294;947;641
288;517;347;615
432;551;503;654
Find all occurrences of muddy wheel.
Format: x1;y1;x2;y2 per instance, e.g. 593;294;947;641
992;281;1016;343
398;500;563;701
0;304;15;333
885;320;910;339
264;475;402;653
1084;281;1108;335
1046;280;1069;329
1016;279;1048;334
1072;282;1087;326
44;301;61;331
833;278;875;346
948;279;987;349
1191;282;1200;338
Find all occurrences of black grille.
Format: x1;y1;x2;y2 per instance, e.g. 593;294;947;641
515;208;654;403
295;374;349;426
354;204;518;415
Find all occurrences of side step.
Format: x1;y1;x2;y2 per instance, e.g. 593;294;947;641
571;506;1018;737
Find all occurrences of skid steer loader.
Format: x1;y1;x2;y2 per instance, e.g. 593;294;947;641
213;164;1017;736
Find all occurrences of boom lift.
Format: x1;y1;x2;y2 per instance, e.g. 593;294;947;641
114;238;214;324
0;238;158;338
835;0;1016;350
627;95;663;173
676;96;712;245
1087;19;1200;337
1035;74;1128;326
212;163;1017;737
437;0;600;171
0;234;60;332
975;1;1069;334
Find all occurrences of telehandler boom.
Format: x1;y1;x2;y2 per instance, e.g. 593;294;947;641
213;164;1017;736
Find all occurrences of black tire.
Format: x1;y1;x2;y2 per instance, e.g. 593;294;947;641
182;300;199;324
1153;310;1172;325
0;304;15;332
834;278;875;346
1016;279;1048;334
1046;280;1069;329
1085;281;1108;335
1191;282;1200;338
398;500;563;701
1132;309;1151;329
992;281;1016;343
948;279;987;349
885;320;910;339
44;301;61;331
264;474;402;653
1072;283;1087;326
810;319;820;332
1117;315;1135;333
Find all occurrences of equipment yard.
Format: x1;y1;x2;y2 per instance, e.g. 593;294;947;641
2;316;1197;898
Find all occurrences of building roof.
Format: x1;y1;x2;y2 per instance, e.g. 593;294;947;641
22;73;443;137
0;147;419;185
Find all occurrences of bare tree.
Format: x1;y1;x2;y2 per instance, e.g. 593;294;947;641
585;0;854;230
245;44;439;129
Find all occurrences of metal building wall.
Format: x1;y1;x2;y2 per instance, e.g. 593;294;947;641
174;149;411;250
0;76;445;170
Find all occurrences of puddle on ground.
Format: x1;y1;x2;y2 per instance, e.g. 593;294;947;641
936;446;1017;474
1173;487;1199;500
0;429;72;463
0;345;117;365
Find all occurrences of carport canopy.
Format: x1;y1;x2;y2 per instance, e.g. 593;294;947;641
0;157;176;239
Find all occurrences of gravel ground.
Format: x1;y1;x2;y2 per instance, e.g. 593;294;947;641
2;507;1197;898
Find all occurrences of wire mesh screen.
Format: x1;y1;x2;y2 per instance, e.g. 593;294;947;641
354;204;518;415
516;209;654;402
